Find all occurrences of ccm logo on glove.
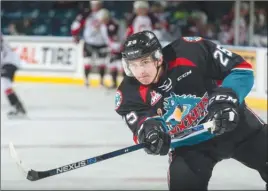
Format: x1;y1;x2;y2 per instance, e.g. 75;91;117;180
209;95;238;105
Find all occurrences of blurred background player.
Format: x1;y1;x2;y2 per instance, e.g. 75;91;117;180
1;35;26;118
150;1;174;45
71;1;108;87
97;9;123;89
125;1;160;38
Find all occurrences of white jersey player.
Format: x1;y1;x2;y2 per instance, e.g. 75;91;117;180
1;35;26;117
71;1;109;87
125;1;160;38
97;9;122;89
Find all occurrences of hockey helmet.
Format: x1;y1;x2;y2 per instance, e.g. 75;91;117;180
133;1;149;10
90;1;102;6
90;1;102;11
96;8;110;21
122;30;162;77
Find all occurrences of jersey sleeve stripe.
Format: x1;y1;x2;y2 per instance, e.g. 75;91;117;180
232;61;253;70
168;57;196;70
231;68;254;71
71;19;85;36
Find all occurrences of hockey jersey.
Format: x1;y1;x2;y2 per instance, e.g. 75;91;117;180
71;9;106;45
126;13;159;37
100;19;122;53
115;37;254;149
1;36;20;67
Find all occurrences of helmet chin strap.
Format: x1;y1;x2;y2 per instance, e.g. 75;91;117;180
150;62;161;85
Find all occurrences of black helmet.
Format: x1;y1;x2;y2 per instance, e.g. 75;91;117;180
122;30;162;60
122;30;162;76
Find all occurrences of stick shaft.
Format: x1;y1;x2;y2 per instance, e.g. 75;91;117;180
27;143;146;181
12;121;215;181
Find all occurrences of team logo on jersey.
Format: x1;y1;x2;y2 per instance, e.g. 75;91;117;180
182;37;203;43
158;78;172;92
150;91;162;106
115;90;123;110
162;92;209;135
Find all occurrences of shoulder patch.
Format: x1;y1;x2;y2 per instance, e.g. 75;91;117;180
182;37;203;43
115;90;123;110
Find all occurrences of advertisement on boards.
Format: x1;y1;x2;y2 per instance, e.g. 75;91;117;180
10;41;78;72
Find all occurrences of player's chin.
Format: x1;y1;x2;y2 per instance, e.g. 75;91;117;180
138;77;153;85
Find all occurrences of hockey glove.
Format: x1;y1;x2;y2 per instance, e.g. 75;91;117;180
137;119;171;156
207;87;240;136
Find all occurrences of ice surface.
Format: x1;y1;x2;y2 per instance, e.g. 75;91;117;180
1;83;267;190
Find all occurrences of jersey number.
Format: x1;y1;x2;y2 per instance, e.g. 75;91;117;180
125;112;138;125
213;45;232;67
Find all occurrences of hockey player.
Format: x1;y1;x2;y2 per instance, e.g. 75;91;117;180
115;31;267;190
97;9;122;89
125;1;160;38
71;1;108;87
1;35;26;117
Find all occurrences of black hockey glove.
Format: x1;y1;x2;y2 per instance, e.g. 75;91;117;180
207;87;240;136
137;119;171;156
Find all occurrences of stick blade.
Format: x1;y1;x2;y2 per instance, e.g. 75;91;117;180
9;142;31;177
26;169;42;181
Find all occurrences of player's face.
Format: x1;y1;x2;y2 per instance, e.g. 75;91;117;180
128;56;159;85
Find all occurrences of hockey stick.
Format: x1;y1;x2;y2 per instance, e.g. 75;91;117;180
9;121;215;181
9;142;146;181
